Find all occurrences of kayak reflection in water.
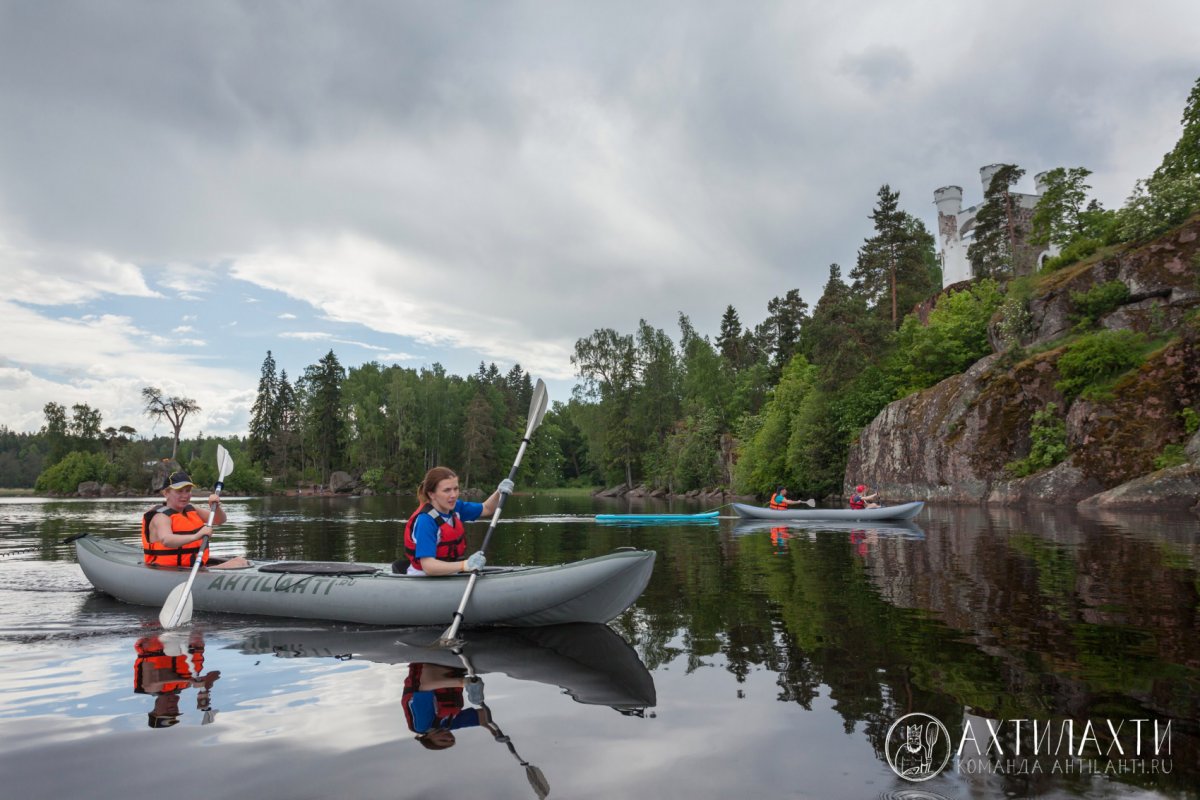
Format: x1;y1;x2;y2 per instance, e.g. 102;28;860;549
133;631;220;729
403;662;491;749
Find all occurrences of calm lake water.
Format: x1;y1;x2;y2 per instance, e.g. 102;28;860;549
1;494;1197;800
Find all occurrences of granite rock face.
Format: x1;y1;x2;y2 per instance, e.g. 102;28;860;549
847;215;1200;510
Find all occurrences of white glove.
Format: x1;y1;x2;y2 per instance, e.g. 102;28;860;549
465;551;486;571
466;677;484;705
497;478;515;495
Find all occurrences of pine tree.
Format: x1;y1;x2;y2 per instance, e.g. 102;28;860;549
756;289;809;374
716;305;745;370
849;185;937;328
850;185;903;321
968;164;1026;280
806;264;883;386
300;350;346;483
248;351;278;468
273;369;296;477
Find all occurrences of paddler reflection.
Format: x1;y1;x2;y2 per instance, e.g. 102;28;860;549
403;661;490;749
133;630;220;729
770;526;791;555
404;657;551;798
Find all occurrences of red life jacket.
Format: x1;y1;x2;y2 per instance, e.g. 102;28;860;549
402;663;465;733
768;493;789;510
142;505;210;567
399;504;466;573
849;494;866;510
133;635;205;694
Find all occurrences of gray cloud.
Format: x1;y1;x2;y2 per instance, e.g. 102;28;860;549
1;0;1198;432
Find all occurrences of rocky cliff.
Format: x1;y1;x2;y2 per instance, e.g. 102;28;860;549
846;214;1200;511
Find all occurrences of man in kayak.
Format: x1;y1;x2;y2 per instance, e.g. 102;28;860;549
393;466;512;576
768;486;807;510
849;484;880;509
403;662;491;749
142;471;250;569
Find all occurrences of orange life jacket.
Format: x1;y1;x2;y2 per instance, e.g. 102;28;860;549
133;635;205;694
399;504;467;573
849;494;866;510
768;492;789;510
141;504;210;567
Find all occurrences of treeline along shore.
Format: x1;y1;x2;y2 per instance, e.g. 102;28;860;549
5;78;1200;512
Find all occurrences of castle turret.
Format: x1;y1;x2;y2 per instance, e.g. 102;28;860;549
934;185;963;217
979;163;1005;193
1034;170;1051;195
934;185;970;286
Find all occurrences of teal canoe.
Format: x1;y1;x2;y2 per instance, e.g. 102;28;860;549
596;511;720;523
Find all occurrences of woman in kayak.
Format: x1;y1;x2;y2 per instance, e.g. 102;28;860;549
393;466;513;576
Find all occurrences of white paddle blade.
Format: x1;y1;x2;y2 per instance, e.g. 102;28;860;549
159;582;194;628
525;379;550;438
216;444;234;481
805;499;816;507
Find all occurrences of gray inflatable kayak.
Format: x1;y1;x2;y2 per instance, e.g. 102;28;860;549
730;501;925;521
73;534;656;627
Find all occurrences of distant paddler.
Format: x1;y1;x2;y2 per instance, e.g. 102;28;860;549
848;484;880;510
767;486;815;510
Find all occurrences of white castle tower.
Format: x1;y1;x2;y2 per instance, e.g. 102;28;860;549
934;185;969;286
934;165;1058;288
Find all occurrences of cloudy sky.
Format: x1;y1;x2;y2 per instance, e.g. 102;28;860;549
1;1;1197;438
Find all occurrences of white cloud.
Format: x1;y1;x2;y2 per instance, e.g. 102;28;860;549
280;331;333;341
376;351;421;363
155;263;216;301
0;228;159;305
0;300;250;434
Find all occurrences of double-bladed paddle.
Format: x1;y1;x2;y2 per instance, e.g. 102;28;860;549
435;379;549;648
159;444;234;629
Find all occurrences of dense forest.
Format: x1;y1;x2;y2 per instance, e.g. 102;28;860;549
6;78;1199;500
